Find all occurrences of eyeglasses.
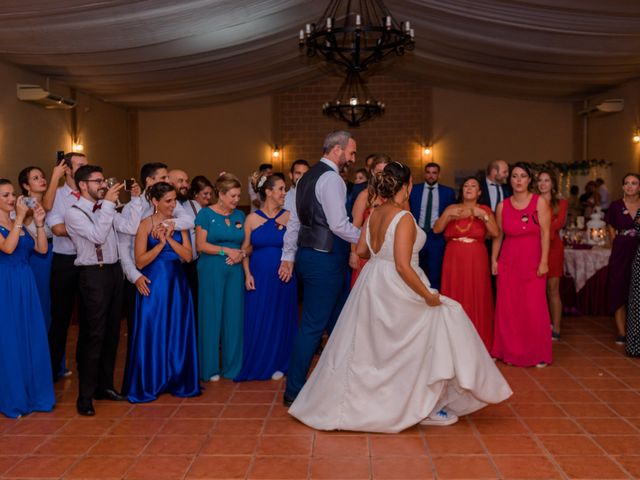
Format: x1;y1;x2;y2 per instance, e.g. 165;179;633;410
85;178;106;185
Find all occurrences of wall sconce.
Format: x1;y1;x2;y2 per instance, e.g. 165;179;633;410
423;145;432;156
633;128;640;144
72;141;84;152
272;145;281;159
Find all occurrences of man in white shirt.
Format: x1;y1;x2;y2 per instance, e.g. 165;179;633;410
279;131;360;406
64;165;129;416
478;160;511;212
46;152;87;381
283;159;310;212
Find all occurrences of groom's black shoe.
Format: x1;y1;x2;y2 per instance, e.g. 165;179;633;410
283;395;296;407
94;388;125;401
76;397;96;416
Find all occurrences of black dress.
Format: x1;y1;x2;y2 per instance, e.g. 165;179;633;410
626;209;640;357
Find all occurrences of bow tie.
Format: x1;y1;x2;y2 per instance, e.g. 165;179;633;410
92;203;102;213
71;191;81;200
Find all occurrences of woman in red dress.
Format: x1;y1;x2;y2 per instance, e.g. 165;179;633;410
536;169;568;340
434;177;499;350
491;163;551;367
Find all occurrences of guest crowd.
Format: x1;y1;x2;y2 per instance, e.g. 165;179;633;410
1;137;639;419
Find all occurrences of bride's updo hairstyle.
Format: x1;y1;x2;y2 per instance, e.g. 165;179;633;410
371;161;411;200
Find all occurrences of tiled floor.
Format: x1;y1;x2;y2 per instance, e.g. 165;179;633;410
1;316;640;479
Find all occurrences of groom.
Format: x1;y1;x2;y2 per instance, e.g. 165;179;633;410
279;131;361;406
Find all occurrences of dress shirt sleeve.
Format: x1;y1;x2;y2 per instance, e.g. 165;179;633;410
281;188;300;262
115;198;144;235
46;190;67;228
316;172;361;244
117;232;142;283
172;201;195;231
64;201;117;245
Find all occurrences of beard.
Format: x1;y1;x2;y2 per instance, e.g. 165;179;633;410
176;187;189;202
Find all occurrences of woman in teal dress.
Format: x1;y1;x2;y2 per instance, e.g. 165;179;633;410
0;179;55;418
195;173;246;381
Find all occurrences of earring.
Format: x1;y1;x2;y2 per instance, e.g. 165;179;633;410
154;206;158;214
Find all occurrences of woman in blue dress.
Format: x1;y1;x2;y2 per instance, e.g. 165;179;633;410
195;173;246;382
123;182;200;402
235;175;297;381
18;166;69;378
0;179;55;418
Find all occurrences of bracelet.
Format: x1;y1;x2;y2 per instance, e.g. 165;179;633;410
218;249;225;256
14;224;23;230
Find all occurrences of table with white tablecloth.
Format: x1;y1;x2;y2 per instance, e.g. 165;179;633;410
561;247;611;315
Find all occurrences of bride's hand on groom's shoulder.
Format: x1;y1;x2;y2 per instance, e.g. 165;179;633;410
425;292;441;307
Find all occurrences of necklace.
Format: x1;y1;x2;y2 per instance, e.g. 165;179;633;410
454;217;474;233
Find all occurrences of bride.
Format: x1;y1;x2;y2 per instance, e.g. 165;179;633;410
288;161;512;433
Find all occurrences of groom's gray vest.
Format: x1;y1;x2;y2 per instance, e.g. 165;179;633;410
296;161;337;252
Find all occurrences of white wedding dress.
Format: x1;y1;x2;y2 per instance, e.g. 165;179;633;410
289;210;512;433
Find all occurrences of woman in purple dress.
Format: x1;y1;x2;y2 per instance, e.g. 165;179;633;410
605;173;640;345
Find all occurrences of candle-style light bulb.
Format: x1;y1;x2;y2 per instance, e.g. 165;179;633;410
355;14;362;27
299;29;304;40
326;17;332;29
305;23;311;34
385;16;391;28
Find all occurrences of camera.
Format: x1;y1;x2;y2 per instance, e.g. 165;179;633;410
23;197;37;209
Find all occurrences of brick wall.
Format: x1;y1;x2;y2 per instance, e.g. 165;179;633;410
274;74;432;177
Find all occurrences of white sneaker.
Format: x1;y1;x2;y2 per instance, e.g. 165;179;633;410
271;371;284;380
209;374;220;382
420;408;459;426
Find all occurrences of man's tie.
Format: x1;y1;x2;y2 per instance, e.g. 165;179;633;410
92;203;102;213
491;183;501;210
424;186;434;231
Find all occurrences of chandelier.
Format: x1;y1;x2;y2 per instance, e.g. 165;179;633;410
298;0;415;74
323;72;384;127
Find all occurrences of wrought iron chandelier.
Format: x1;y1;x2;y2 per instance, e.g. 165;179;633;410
298;0;415;74
322;72;384;127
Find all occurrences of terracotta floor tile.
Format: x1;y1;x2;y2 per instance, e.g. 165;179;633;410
269;404;292;418
230;391;277;404
372;456;433;479
197;387;235;404
5;455;76;478
432;455;498;479
126;455;193;479
0;435;47;455
160;418;215;435
0;456;22;475
221;404;272;419
58;417;117;435
425;435;484;455
536;377;583;390
537;435;602;455
577;418;637;435
506;389;552;404
200;435;259;455
89;402;134;418
546;389;598;403
595;390;640;403
263;418;312;435
309;456;369;479
173;404;224;418
615;456;640;478
512;403;567;418
89;435;152;455
480;435;542;455
523;418;583;434
492;455;561;479
469;403;515;418
35;435;99;455
236;380;282;391
65;455;136;478
257;435;313;456
558;402;614;418
592;435;640;455
578;377;630;390
245;456;309;479
126;404;178;418
421;418;475;436
564;367;610;378
554;455;628;479
313;435;369;456
6;418;68;435
109;418;166;436
144;434;207;455
187;455;251;479
472;418;527;435
609;402;640;417
370;436;427;456
212;418;265;435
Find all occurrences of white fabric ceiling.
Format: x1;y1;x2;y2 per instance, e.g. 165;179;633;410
1;0;640;108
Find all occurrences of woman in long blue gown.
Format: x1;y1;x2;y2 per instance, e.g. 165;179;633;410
0;179;55;418
235;175;297;381
123;182;200;402
19;166;68;377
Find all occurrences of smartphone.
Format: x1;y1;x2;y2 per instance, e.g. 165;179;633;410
56;150;65;166
124;178;134;191
23;197;37;209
